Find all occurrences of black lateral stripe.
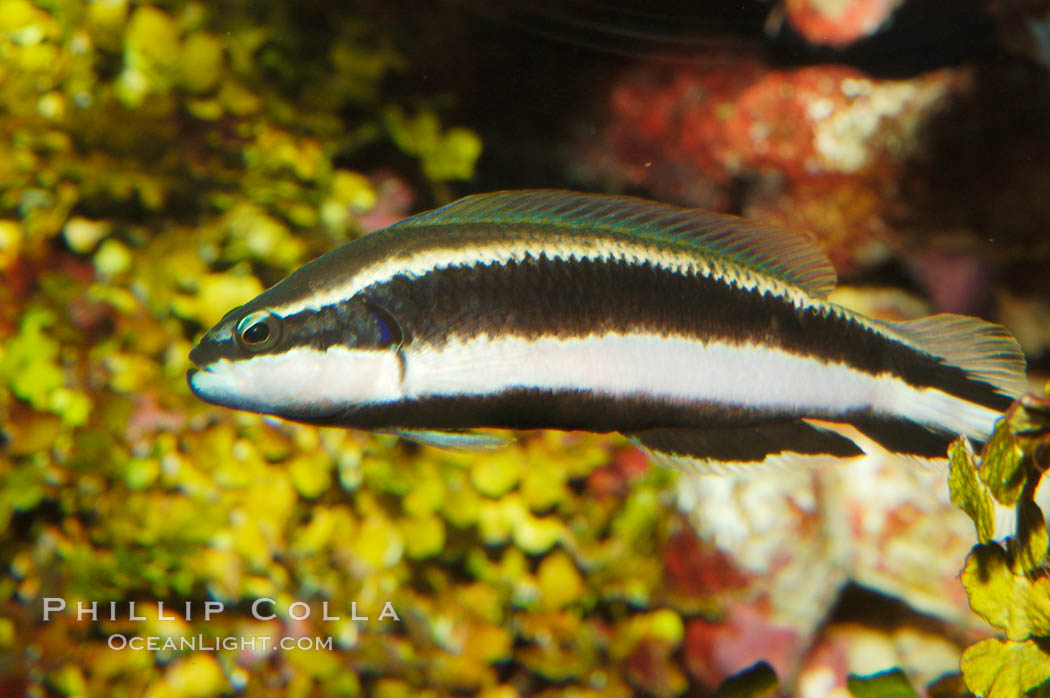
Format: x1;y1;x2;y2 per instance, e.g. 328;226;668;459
279;388;780;433
847;415;957;458
276;299;391;352
337;254;1010;411
630;421;864;464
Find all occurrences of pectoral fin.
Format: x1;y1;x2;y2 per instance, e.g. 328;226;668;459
387;428;516;451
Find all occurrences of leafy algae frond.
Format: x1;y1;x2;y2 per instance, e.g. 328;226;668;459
950;388;1050;698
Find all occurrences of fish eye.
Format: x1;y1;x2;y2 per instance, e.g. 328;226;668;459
363;300;403;348
235;311;281;352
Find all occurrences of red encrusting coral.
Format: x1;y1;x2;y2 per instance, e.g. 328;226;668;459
777;0;904;47
577;56;971;274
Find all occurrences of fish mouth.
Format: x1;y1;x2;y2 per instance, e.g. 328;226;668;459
185;365;218;402
185;364;345;423
185;365;257;413
186;367;204;399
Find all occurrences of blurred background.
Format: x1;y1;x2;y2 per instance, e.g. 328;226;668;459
2;0;1049;695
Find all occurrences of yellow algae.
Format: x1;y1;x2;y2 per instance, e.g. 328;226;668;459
172;272;264;327
0;220;21;268
478;495;525;544
123;457;161;490
2;307;64;411
217;79;260;116
401;464;446;517
422;127;483;181
289;452;332;499
105;352;158;393
440;471;482;528
513;513;566;555
123;7;180;91
478;687;519;698
197;547;242;598
351;517;404;570
147;653;227;698
0;0;56;43
384;106;482;182
93;238;132;276
221;202;303;267
537;551;585;610
0;618;14;649
610;609;684;662
184;96;222;120
297;506;355;556
400;513;446;559
331;170;377;213
86;0;128;51
962;638;1050;698
178;31;223;94
51;665;88;697
454;582;505;624
465;622;514;663
36;91;65;120
471;450;522;498
373;678;419;698
138;602;191;640
62;217;109;253
322;170;377;231
226;518;272;571
285;645;342;679
521;454;570;511
48;387;92;427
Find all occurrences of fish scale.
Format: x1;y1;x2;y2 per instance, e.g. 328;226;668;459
187;190;1027;471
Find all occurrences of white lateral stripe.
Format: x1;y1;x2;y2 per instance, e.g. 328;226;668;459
190;346;403;412
191;333;1003;443
267;235;811;318
403;333;1002;440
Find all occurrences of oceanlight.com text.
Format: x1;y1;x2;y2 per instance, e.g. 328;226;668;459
107;634;334;651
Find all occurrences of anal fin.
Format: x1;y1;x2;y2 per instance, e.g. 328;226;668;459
810;416;960;470
627;420;864;475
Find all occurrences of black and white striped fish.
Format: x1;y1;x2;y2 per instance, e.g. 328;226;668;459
187;190;1028;472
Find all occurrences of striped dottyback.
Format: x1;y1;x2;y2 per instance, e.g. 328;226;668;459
188;190;1028;472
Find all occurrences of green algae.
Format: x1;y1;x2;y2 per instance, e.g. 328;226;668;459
950;396;1050;697
847;669;920;698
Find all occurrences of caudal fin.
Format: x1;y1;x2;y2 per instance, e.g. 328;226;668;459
880;314;1028;402
818;313;1028;463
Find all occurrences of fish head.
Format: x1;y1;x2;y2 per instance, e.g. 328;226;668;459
187;285;404;424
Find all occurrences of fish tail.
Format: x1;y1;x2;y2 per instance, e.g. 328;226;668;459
843;313;1028;460
882;313;1028;401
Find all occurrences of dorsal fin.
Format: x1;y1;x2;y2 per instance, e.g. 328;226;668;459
391;190;838;297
